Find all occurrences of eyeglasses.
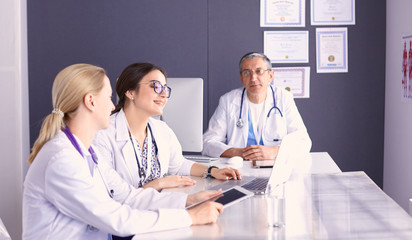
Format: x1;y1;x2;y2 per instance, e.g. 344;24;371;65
141;80;172;98
240;69;270;77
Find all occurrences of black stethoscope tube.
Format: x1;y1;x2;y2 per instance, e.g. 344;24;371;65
128;123;159;186
236;85;283;128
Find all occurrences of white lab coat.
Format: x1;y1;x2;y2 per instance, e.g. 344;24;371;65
23;131;192;240
203;86;311;157
93;109;195;188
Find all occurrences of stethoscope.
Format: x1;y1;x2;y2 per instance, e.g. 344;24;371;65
236;85;283;128
63;126;113;198
127;123;159;187
63;126;114;232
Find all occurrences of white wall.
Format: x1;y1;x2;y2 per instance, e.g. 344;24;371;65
0;0;29;239
384;0;412;211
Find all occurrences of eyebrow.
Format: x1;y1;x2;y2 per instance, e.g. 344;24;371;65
149;80;167;85
139;80;157;84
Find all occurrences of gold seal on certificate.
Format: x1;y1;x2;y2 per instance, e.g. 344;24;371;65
328;55;335;62
272;66;310;98
280;16;285;22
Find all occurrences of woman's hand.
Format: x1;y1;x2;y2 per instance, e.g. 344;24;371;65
187;201;223;225
143;175;196;191
186;189;222;207
211;167;242;180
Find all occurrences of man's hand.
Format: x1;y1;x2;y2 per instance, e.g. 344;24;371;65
242;145;279;161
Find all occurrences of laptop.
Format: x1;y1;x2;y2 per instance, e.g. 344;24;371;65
184;154;219;163
208;132;296;195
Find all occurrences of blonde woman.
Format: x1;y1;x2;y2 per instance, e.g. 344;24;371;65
23;64;223;240
93;63;242;191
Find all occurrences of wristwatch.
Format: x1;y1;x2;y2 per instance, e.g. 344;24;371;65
203;166;218;178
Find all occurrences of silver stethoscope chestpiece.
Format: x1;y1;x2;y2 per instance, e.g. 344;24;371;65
236;119;244;128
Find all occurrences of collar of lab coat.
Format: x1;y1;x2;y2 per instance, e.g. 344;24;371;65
114;109;130;142
113;109;167;185
113;109;143;186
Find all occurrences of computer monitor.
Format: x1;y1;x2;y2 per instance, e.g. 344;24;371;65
161;78;203;152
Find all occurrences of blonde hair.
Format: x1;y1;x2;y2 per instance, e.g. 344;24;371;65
28;64;106;163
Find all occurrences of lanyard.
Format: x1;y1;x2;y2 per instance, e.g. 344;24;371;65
63;127;114;234
63;127;97;164
62;127;113;198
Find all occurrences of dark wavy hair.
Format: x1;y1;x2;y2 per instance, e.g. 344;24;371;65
113;62;167;114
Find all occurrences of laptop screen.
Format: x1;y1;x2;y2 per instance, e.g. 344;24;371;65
266;131;298;187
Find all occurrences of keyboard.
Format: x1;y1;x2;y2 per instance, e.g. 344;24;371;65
207;176;269;195
241;178;269;192
184;155;218;162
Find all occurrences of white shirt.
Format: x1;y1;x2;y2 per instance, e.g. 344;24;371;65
202;86;311;157
23;131;192;240
248;99;265;144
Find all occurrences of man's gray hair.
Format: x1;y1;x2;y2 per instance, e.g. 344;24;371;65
239;52;272;73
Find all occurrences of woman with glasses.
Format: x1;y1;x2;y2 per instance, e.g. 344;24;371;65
23;63;224;239
94;63;241;191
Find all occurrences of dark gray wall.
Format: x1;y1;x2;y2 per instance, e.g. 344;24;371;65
28;0;386;187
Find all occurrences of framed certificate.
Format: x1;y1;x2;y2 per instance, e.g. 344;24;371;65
272;67;310;98
260;0;305;27
311;0;356;25
316;28;348;73
264;31;309;63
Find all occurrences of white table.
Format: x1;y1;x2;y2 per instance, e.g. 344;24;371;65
133;153;412;239
307;152;341;174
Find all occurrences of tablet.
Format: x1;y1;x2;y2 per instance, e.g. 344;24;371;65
186;186;253;209
215;186;254;208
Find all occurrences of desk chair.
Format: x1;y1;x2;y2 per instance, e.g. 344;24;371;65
0;218;11;240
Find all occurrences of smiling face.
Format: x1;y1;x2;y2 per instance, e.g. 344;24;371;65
130;69;168;118
240;57;274;103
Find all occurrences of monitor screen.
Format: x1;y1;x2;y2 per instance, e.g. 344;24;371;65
161;78;203;152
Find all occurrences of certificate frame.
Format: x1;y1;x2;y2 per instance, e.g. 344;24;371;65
311;0;356;26
272;67;310;98
316;28;348;73
260;0;305;27
264;31;309;64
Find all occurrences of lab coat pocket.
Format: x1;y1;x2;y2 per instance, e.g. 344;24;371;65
263;115;287;145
